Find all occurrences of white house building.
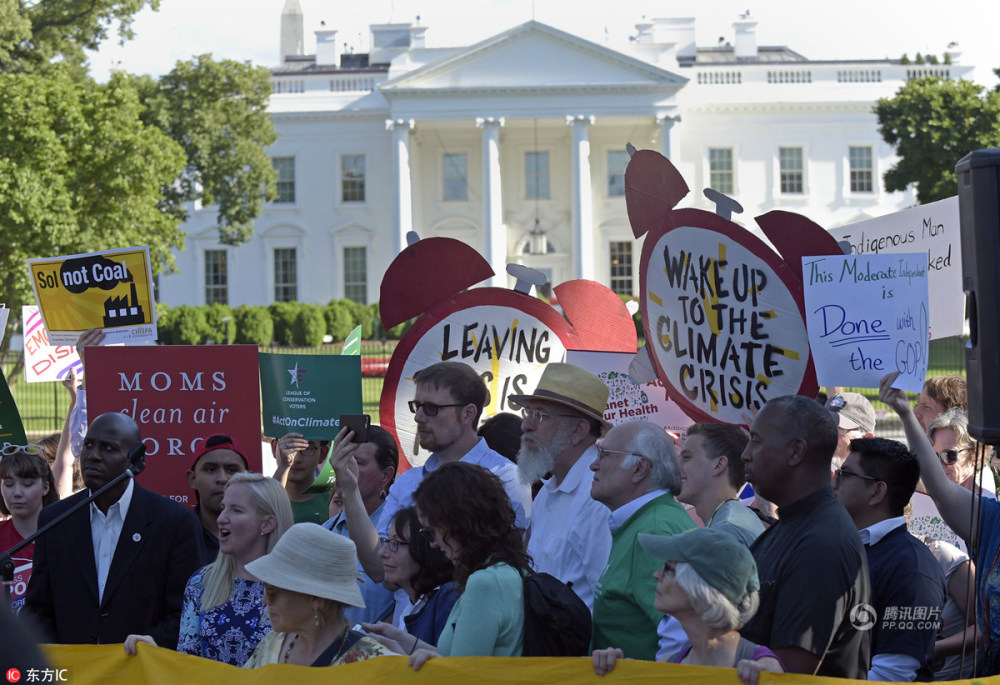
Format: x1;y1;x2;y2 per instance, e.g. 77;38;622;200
158;1;971;308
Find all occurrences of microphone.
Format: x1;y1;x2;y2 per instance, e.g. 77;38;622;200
127;441;147;477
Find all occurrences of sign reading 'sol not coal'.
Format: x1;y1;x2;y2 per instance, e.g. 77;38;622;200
641;216;811;424
27;246;157;345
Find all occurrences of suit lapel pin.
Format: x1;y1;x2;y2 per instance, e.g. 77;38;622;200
133;533;141;543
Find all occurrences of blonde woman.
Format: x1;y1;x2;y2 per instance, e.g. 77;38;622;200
124;473;293;664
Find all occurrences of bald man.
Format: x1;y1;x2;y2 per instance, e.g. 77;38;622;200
24;412;205;647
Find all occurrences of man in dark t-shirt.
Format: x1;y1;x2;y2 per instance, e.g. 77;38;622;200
740;395;871;679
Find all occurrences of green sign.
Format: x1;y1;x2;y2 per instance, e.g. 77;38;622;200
259;353;362;441
0;366;28;446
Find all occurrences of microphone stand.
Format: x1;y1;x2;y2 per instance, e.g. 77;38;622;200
1;446;146;609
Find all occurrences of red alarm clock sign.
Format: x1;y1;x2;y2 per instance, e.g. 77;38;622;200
627;148;842;424
378;236;637;470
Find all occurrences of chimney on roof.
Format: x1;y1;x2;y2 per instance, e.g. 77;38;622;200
410;17;427;48
733;12;757;60
945;41;962;64
316;26;339;67
280;0;304;65
652;18;696;59
635;18;654;44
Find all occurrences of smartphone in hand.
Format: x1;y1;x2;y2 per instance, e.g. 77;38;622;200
339;414;370;443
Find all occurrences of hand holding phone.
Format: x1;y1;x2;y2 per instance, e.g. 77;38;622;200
339;414;370;443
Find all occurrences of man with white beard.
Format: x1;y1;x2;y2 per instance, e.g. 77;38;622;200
509;363;613;609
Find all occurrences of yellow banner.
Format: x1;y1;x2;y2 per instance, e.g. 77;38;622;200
38;644;992;685
27;247;157;345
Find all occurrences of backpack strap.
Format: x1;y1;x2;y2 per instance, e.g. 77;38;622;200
735;637;758;664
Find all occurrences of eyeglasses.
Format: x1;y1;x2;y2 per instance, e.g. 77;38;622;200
519;408;580;424
262;583;282;603
833;468;880;489
1;444;42;457
408;401;465;417
661;561;676;575
595;441;645;462
937;448;971;466
302;442;331;456
379;537;410;553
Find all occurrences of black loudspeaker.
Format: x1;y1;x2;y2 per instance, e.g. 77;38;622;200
956;149;1000;445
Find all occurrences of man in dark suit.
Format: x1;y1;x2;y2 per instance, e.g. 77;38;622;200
23;412;205;647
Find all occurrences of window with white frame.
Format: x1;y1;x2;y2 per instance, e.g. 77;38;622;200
609;242;633;296
272;157;295;203
709;148;734;195
343;246;367;303
443;153;468;201
779;147;804;194
526;151;550;200
274;248;297;302
607;150;630;197
204;250;228;305
342;154;366;203
849;146;874;193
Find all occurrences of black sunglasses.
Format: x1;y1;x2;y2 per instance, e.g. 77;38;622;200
937;448;970;466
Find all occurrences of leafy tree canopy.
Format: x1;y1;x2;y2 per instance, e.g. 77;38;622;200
0;2;277;360
876;74;1000;204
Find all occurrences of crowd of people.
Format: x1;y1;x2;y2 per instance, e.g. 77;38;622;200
3;338;997;682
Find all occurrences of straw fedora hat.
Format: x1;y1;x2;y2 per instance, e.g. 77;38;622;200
245;523;365;608
507;363;611;433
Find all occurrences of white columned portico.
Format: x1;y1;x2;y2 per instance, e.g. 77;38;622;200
656;113;681;162
386;118;415;255
567;115;595;281
476;116;506;287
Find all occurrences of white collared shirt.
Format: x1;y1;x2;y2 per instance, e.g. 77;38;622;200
859;515;907;547
608;489;670;533
526;445;612;609
90;478;134;604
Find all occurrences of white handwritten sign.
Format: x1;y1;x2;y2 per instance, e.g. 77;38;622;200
22;306;82;383
829;197;961;339
803;254;929;393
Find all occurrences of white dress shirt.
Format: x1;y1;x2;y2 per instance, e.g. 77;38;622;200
526;445;611;609
90;478;134;604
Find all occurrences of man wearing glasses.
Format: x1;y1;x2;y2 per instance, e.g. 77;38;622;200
834;437;946;681
507;363;613;609
740;395;871;679
588;420;695;660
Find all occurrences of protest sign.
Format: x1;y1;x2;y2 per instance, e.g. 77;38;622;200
378;234;637;470
802;253;929;393
566;350;693;433
22;306;82;383
27;246;157;345
829;197;961;339
259;353;362;441
0;366;27;446
0;305;9;346
85;345;261;505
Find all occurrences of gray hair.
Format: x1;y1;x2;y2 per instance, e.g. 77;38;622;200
674;561;759;631
620;421;682;494
928;408;977;451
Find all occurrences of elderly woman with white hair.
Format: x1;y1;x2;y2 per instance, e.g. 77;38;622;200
593;527;784;685
244;523;393;667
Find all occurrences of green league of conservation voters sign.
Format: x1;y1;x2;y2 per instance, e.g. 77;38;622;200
259;353;362;442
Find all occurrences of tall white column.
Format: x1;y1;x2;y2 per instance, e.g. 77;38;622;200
656;113;681;162
386;118;415;256
567;115;595;281
476;117;506;288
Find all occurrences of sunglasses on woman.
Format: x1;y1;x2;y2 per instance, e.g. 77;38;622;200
937;448;970;466
1;444;42;457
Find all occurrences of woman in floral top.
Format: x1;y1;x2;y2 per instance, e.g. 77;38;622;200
126;473;294;664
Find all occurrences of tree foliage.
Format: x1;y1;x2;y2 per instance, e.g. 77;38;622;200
875;75;1000;204
0;3;277;359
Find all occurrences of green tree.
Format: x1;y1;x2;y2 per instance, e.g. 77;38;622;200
135;55;277;245
0;67;187;351
875;75;1000;204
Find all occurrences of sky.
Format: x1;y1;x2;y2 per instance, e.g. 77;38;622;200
87;0;999;87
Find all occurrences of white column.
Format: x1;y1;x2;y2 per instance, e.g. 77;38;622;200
656;113;681;162
567;115;595;281
476;117;506;287
386;118;415;256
